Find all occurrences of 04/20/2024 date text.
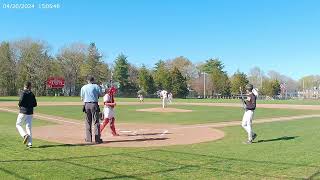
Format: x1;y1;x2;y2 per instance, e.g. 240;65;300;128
2;3;61;9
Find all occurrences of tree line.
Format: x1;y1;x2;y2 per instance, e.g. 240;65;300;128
0;39;311;98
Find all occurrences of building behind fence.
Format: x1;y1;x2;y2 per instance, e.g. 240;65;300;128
298;88;320;99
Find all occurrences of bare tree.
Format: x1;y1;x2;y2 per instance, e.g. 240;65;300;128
12;39;52;96
57;43;87;96
247;66;265;90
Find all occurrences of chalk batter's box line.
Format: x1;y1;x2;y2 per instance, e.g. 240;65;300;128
119;129;169;136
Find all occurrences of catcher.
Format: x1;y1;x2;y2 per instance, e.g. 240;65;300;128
100;85;119;136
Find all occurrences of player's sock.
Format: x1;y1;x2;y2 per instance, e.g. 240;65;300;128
100;118;109;133
110;118;118;136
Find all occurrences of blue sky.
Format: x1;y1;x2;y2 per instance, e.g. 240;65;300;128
0;0;319;79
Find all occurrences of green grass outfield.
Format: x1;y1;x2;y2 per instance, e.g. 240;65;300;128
0;110;319;179
33;104;320;125
2;96;320;105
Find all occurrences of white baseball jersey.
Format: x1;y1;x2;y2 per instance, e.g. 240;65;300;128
103;94;115;118
160;90;168;99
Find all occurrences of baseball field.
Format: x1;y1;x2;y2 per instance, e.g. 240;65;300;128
1;97;320;179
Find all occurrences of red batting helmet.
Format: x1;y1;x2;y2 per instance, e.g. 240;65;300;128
107;86;117;95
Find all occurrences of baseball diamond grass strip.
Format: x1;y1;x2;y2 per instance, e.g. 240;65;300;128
0;110;319;179
2;96;320;105
33;104;320;125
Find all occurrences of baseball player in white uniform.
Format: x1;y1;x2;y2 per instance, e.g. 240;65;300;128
138;94;144;103
100;86;119;136
160;90;168;108
168;92;173;103
241;84;258;144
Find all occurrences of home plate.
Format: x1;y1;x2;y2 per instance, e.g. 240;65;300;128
119;130;133;133
160;130;168;136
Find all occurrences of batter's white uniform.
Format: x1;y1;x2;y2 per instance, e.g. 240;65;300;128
242;110;254;141
160;90;168;108
241;93;256;141
103;94;115;119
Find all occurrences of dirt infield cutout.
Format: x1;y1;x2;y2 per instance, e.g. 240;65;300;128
0;107;223;147
33;122;225;147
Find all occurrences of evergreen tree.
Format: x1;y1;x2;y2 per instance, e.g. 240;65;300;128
0;42;16;95
138;65;156;95
153;60;172;91
230;71;249;94
113;54;130;93
83;43;109;84
261;79;281;97
171;67;188;98
201;59;231;96
201;58;224;74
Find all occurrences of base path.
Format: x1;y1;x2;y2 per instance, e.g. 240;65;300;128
1;106;319;147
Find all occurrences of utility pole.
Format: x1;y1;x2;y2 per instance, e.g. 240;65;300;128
303;79;305;99
202;72;207;98
260;75;263;89
204;72;206;98
258;70;263;90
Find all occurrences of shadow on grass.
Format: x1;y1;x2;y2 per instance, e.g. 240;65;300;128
0;148;317;179
36;143;94;148
148;149;317;179
61;159;144;180
0;167;30;180
35;137;168;148
255;136;299;143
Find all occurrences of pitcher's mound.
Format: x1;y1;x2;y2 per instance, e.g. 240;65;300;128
136;107;193;113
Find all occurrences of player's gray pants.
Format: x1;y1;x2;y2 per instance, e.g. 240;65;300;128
84;102;101;142
241;110;254;141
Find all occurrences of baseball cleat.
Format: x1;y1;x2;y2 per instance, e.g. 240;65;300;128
23;135;29;144
95;139;103;144
243;140;252;144
84;139;93;144
26;144;32;149
252;133;258;141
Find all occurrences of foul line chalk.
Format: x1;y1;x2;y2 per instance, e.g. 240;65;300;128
0;107;81;125
35;115;82;125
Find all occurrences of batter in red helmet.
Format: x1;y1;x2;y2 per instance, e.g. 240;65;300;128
100;86;119;136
